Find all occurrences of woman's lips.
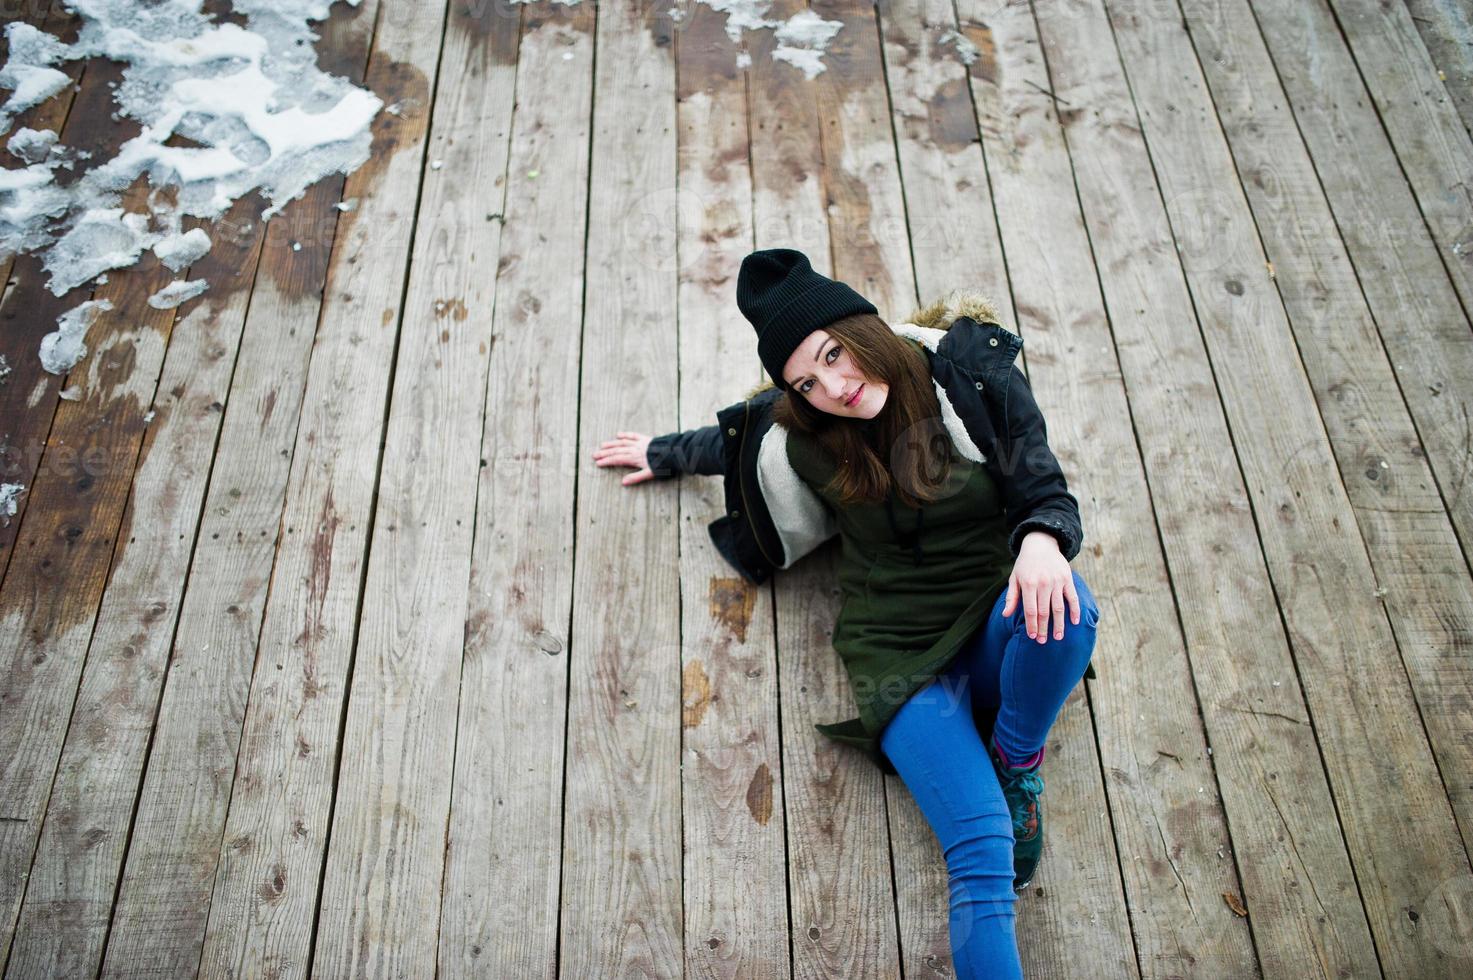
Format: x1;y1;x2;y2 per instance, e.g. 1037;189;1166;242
846;384;863;407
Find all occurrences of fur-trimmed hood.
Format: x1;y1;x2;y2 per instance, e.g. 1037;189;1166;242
739;288;1005;400
905;287;1004;334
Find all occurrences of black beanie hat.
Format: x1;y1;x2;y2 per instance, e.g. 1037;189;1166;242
737;248;878;388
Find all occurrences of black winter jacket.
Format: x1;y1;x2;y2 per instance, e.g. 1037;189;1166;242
645;293;1085;587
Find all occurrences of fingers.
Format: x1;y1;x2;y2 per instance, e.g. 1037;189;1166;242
1016;574;1075;643
1051;586;1066;641
592;433;645;470
593;433;643;451
1034;581;1051;643
592;448;625;467
1022;581;1038;640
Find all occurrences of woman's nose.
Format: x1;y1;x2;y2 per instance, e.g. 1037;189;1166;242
823;374;847;401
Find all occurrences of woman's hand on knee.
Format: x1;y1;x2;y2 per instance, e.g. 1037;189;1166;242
1003;532;1079;644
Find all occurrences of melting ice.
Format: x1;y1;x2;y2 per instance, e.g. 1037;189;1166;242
0;0;380;369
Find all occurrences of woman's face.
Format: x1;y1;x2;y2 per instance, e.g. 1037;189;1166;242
782;329;889;419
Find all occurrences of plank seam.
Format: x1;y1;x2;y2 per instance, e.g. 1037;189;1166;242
430;0;530;973
729;15;803;972
1316;0;1473;329
294;1;456;975
554;0;603;974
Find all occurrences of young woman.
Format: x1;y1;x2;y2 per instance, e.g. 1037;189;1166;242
592;249;1101;979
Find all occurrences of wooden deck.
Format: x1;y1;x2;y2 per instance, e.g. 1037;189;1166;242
2;0;1471;976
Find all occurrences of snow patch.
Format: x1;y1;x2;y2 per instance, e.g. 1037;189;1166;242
770;10;843;79
41;298;112;374
7;127;59;164
938;29;980;67
696;0;844;77
0;483;25;525
43;208;155;296
0;23;73;128
152;227;211;270
0;0;380;311
148;277;209;309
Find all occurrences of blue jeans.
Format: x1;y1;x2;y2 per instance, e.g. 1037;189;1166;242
879;570;1101;979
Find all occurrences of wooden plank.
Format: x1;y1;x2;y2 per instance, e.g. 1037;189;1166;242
0;43;187;970
1184;0;1473;875
303;0;511;962
556;3;684;976
0;1;87;581
4;195;268;979
1026;0;1396;974
875;0;1006;284
0;0;83;374
319;1;527;972
0;0;73;243
745;3;903;977
876;0;1135;974
1321;0;1473;323
85;3;430;978
0;0;54;28
0;0;78;305
1070;0;1472;973
0;248;178;969
808;1;913;317
422;2;575;976
1402;0;1473;145
672;5;793;978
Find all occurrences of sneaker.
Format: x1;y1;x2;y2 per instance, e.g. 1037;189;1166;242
988;737;1045;891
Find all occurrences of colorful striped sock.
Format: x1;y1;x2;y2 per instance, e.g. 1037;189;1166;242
994;738;1044;770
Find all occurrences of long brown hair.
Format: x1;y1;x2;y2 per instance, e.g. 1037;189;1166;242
771;312;954;510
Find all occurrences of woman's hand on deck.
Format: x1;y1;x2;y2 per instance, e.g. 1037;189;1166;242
592;431;655;486
1003;531;1079;644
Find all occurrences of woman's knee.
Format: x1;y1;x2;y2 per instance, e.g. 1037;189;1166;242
1000;569;1101;638
1020;570;1099;659
1070;569;1102;631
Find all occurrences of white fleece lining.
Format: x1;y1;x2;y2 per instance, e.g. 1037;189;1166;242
891;322;988;465
755;425;838;569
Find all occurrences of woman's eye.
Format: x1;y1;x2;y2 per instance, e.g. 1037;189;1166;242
798;345;841;394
